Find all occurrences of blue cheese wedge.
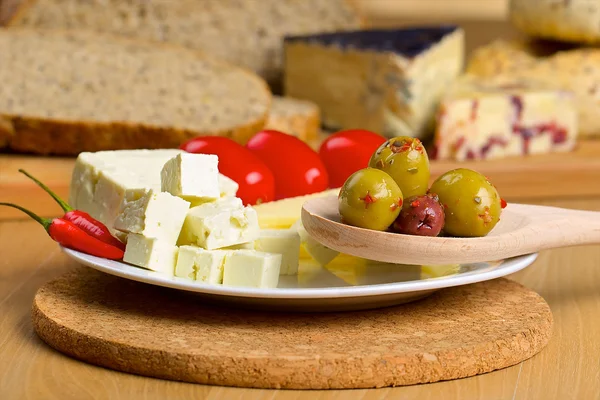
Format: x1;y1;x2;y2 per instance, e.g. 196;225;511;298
292;218;339;266
222;250;281;288
123;233;179;276
114;189;190;245
178;197;260;250
161;153;220;203
434;75;578;161
254;229;301;276
70;149;239;233
175;246;229;284
284;26;464;139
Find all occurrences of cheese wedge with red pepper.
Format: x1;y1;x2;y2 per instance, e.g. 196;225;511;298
69;149;340;288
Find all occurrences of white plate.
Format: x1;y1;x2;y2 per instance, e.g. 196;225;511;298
61;247;538;312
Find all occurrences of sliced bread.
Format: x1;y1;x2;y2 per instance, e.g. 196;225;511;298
7;0;363;87
265;96;320;141
0;29;271;155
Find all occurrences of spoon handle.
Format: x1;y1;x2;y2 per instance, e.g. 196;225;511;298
530;206;600;249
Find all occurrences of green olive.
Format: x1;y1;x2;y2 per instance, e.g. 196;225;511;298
339;168;403;231
368;136;430;198
429;168;502;237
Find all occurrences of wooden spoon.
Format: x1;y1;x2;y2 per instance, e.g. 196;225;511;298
301;196;600;265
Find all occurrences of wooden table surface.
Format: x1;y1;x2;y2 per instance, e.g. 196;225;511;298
1;195;599;400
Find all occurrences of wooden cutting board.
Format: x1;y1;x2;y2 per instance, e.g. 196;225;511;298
2;140;600;220
33;268;553;389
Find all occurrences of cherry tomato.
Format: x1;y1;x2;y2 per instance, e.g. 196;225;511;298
319;129;387;188
180;136;275;205
245;130;329;199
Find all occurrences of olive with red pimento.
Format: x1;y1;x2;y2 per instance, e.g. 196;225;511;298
368;136;430;199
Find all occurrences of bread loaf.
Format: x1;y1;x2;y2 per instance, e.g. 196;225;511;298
7;0;363;87
510;0;600;44
265;96;320;141
0;29;271;155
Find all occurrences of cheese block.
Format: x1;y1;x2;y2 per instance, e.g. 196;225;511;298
161;153;220;204
466;40;600;137
0;29;270;154
253;188;340;229
70;149;237;233
218;174;239;198
222;250;281;289
265;96;321;141
7;0;362;87
123;233;178;276
433;75;578;161
114;189;190;245
284;26;464;139
254;229;301;276
178;197;260;250
510;0;600;44
175;246;229;284
292;218;339;267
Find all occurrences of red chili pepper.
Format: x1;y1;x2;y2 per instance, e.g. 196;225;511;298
0;202;124;260
501;198;508;209
18;169;125;251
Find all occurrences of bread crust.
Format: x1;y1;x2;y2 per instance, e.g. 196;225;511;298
4;0;33;26
0;113;268;155
0;28;272;154
265;107;320;141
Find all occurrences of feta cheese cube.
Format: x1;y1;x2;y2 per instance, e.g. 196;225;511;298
114;189;190;245
178;197;259;250
223;250;281;288
161;153;220;202
292;219;339;266
123;233;178;276
69;149;183;234
218;174;239;198
254;229;301;275
175;246;229;284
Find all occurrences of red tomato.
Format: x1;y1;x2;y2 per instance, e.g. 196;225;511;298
245;130;329;199
180;136;275;205
319;129;387;188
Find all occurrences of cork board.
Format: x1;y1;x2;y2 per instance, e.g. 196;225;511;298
32;268;553;389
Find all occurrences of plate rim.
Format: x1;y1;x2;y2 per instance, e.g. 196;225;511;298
61;247;538;300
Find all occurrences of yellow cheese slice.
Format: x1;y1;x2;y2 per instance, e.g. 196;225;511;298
253;188;340;229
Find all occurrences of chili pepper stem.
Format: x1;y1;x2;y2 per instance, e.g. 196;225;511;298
0;202;52;230
18;169;73;212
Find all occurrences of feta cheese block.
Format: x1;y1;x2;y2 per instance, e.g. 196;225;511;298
70;149;182;233
510;0;600;44
254;229;301;276
114;189;190;245
178;197;260;250
175;246;229;284
70;149;240;233
218;174;239;198
223;250;281;288
123;233;179;276
284;26;464;139
433;75;578;161
253;188;340;229
161;153;220;203
292;219;339;266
